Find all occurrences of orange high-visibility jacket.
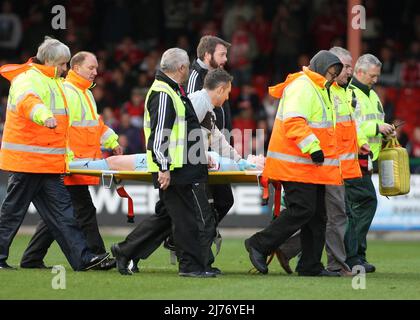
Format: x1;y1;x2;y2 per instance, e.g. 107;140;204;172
264;67;342;185
0;60;69;173
331;84;362;180
64;70;119;185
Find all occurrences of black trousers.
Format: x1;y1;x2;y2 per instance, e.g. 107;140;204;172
0;173;94;270
20;185;106;266
121;183;222;270
208;183;234;224
163;182;233;266
248;181;327;276
118;183;215;273
119;200;171;261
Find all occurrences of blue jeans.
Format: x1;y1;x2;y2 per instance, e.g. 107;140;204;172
0;173;95;270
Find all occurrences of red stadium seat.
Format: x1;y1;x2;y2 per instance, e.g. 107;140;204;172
230;86;241;102
252;75;269;100
395;88;420;121
385;87;399;104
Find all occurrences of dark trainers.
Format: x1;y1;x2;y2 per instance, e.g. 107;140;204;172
92;257;116;271
82;253;110;271
349;262;376;274
179;271;216;278
361;262;376;273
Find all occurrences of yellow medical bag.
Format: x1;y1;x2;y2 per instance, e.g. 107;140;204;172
378;137;410;196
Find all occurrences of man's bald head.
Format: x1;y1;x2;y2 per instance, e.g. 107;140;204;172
70;51;98;82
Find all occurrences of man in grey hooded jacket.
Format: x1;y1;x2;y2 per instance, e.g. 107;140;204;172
189;68;254;171
244;50;344;277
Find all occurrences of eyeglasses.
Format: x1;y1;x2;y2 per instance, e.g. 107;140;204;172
327;70;338;78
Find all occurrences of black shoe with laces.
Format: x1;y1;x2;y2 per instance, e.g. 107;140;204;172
111;244;132;275
299;269;341;277
244;239;268;274
20;262;52;269
316;269;341;277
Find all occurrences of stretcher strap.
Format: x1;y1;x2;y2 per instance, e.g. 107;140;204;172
259;176;270;206
273;182;282;218
250;177;283;273
259;176;282;217
116;185;134;223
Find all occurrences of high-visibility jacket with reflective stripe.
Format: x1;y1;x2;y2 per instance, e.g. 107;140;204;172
331;84;361;180
0;65;69;173
144;80;186;172
263;72;342;185
349;81;385;161
63;70;119;185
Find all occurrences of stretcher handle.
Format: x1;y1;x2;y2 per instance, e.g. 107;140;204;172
101;173;114;189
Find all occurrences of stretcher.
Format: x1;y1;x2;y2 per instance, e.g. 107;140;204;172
68;169;263;224
68;169;263;185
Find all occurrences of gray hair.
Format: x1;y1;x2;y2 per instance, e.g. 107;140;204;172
354;54;382;73
204;68;233;90
329;47;352;61
160;48;189;73
36;36;71;64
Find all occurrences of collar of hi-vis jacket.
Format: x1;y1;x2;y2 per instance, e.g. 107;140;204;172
0;57;58;81
269;66;328;99
332;81;348;90
65;69;95;91
31;62;58;78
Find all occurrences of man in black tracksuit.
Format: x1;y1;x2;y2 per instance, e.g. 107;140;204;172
136;36;233;271
157;36;234;268
127;37;233;273
111;48;216;277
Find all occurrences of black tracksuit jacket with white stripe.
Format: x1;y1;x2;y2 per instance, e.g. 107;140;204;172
187;59;233;135
147;70;208;186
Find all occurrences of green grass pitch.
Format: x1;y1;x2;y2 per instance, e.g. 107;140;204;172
1;235;419;300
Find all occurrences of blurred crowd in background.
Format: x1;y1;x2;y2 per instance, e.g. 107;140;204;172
0;0;419;171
